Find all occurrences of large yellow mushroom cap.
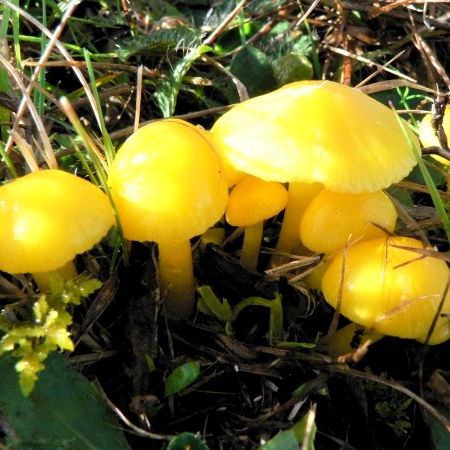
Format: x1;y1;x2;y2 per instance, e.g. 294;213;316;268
211;80;418;192
0;170;115;274
322;236;450;344
108;119;229;243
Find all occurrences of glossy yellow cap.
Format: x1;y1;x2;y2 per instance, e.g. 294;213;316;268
300;190;397;254
108;119;228;243
0;170;114;274
226;175;288;227
211;80;418;192
322;236;450;344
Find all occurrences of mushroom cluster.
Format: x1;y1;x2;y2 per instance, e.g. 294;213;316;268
4;80;447;350
207;79;450;351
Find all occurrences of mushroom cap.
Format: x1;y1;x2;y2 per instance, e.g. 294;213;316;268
226;175;288;227
300;190;397;254
0;170;115;274
108;119;228;243
211;80;418;192
418;106;450;165
322;236;450;344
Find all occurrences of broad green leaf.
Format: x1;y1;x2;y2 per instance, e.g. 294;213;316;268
165;361;201;397
406;156;446;187
423;410;450;450
259;430;299;450
386;185;414;208
167;432;210;450
272;53;313;86
230;45;277;97
0;353;131;450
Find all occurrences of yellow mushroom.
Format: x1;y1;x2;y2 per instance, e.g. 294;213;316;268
211;80;418;258
418;105;450;166
322;236;450;347
0;170;115;291
108;119;228;319
300;190;398;255
225;175;288;270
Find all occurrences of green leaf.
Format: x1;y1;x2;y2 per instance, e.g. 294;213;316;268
117;27;200;60
197;286;234;321
167;432;210;450
406;156;446;187
0;353;131;450
154;43;211;117
232;294;284;343
165;361;201;397
386;185;414;208
198;287;284;343
230;45;277;97
259;431;299;450
423;410;450;450
272;53;313;86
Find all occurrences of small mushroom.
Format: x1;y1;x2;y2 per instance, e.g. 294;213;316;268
211;80;418;258
300;190;398;255
108;119;228;319
0;170;115;290
322;236;450;345
225;175;288;270
418;105;450;165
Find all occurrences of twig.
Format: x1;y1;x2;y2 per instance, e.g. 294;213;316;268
204;0;247;46
134;65;143;133
324;45;417;83
94;380;173;441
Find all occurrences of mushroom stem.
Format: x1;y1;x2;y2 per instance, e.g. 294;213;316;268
323;322;384;359
32;260;78;292
272;182;322;265
240;222;263;270
158;239;195;319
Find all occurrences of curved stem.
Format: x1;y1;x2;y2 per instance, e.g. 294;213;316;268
32;260;78;292
158;239;195;319
271;181;322;266
240;222;263;270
